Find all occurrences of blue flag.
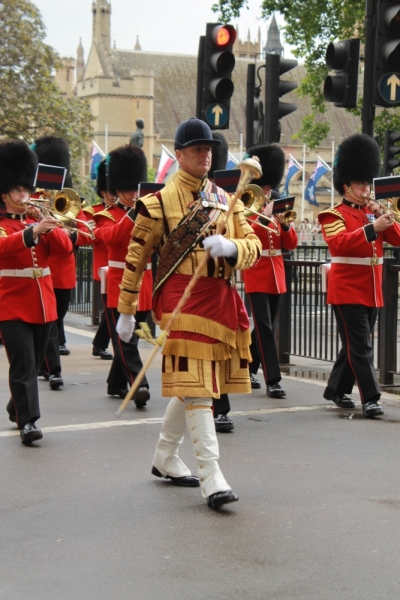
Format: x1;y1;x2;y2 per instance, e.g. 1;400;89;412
304;159;330;207
283;156;301;196
90;142;105;180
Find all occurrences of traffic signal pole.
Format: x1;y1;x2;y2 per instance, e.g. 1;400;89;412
362;0;377;136
196;36;205;120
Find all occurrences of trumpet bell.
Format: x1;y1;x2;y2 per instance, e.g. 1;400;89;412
240;184;266;215
53;188;81;220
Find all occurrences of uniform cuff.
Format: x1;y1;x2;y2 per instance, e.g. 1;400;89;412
23;226;37;248
364;223;378;242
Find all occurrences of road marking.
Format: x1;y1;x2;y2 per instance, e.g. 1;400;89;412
64;325;94;339
0;406;327;439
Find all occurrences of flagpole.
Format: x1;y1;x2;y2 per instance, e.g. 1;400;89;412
301;144;306;221
239;134;243;161
331;140;335;207
105;124;108;155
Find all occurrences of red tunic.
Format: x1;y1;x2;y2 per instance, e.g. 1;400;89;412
244;217;298;294
0;216;73;323
84;203;108;282
319;202;400;307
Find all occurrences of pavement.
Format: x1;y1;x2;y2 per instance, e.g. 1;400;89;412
1;314;400;600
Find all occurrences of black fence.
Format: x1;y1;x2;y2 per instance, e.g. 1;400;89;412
70;245;400;381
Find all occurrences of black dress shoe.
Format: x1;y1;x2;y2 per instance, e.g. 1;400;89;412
362;401;384;418
151;466;200;487
49;375;63;390
323;387;355;409
92;346;113;360
250;373;261;389
59;344;70;356
20;422;43;445
267;383;286;398
214;414;234;433
134;386;150;408
207;490;239;509
107;386;129;399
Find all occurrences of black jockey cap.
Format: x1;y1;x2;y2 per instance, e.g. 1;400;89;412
245;144;285;189
174;118;222;150
0;139;38;196
333;133;380;195
208;132;229;180
31;135;73;188
106;144;147;196
96;158;108;198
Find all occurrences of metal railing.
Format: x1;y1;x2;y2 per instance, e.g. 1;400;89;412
70;246;400;382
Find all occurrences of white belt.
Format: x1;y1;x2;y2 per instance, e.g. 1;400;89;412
331;257;383;266
261;249;282;257
0;267;51;279
108;260;151;270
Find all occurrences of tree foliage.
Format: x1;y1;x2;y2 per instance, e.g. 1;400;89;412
0;0;94;191
212;0;400;148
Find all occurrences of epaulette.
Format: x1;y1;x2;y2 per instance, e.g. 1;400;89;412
93;209;116;222
83;206;95;216
0;226;7;238
137;193;164;220
318;206;344;221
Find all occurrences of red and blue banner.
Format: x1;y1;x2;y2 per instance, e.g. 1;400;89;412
304;158;331;207
34;163;66;191
90;141;105;180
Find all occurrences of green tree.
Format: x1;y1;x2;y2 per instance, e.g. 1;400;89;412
212;0;400;149
0;0;94;191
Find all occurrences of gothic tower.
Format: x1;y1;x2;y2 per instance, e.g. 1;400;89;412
92;0;111;49
264;14;284;57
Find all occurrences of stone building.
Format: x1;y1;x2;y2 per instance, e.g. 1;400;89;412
54;1;365;217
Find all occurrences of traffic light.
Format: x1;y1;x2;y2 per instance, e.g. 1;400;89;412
375;2;400;107
264;53;298;144
201;23;236;130
323;38;360;108
383;130;400;175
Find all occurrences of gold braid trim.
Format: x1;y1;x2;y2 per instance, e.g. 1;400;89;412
0;227;8;238
162;339;232;361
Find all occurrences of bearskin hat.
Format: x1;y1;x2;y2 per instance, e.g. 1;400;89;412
0;140;38;196
31;135;73;188
209;132;229;180
96;158;108;198
245;144;285;188
106;144;147;195
333;134;381;195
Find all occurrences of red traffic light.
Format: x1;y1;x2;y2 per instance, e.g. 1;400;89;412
211;24;236;47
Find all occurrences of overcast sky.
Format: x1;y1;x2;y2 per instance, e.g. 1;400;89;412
32;0;290;59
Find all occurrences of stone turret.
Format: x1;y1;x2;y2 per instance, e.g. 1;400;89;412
76;38;85;82
264;14;284;57
92;0;111;49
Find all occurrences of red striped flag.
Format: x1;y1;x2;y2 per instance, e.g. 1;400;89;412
34;163;66;190
373;176;400;200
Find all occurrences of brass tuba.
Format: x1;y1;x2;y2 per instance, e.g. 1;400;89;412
240;184;279;235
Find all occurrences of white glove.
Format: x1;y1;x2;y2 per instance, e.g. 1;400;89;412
202;234;238;259
116;313;136;343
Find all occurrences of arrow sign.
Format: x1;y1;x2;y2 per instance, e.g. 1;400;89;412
378;72;400;105
205;103;229;128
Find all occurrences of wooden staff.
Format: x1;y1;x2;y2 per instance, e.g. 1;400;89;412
115;156;262;418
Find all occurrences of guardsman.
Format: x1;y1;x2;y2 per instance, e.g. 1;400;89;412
319;133;400;418
84;158;115;360
116;118;261;509
94;144;151;407
243;144;298;399
0;140;73;444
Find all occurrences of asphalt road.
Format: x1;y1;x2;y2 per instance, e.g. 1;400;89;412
1;323;400;600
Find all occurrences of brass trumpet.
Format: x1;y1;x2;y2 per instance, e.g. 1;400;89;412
275;209;297;226
240;184;279;235
26;188;95;239
362;191;400;224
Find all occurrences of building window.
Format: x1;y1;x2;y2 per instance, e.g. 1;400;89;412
137;101;140;109
66;70;70;82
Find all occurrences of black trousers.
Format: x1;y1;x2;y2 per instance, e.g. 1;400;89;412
0;320;52;428
248;292;283;385
212;393;230;416
92;294;111;350
104;307;149;390
328;304;380;403
41;287;72;376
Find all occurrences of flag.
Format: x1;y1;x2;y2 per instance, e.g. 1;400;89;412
156;146;176;183
283;155;302;195
304;158;331;207
34;164;66;191
90;141;105;180
214;169;240;193
226;151;239;170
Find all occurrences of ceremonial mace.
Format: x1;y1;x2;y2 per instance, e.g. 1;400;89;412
115;156;262;418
